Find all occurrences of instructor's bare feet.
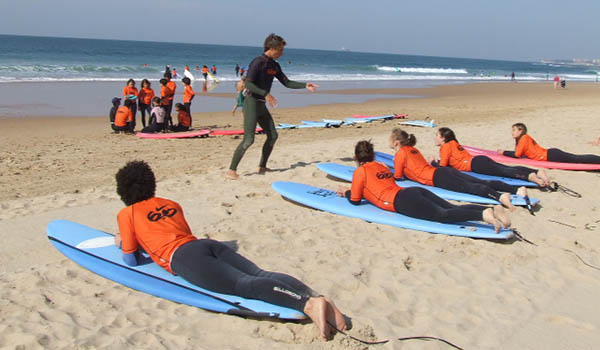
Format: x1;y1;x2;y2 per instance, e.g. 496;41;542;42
258;167;274;175
303;297;331;340
225;170;239;180
482;208;502;233
499;193;515;211
493;205;511;228
536;169;550;187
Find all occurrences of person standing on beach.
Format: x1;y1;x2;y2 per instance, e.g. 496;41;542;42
235;64;240;76
165;73;177;125
554;75;560;89
123;79;139;130
182;77;195;115
201;65;209;81
511;72;515;81
226;33;320;180
138;79;155;128
159;78;173;127
211;65;217;75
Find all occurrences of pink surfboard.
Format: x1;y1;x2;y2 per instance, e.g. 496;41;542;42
351;114;407;119
464;145;600;170
137;129;210;139
209;128;263;136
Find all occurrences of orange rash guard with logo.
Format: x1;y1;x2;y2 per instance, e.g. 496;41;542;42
177;110;191;127
393;146;437;186
514;134;548;161
138;87;155;105
118;197;197;273
123;86;138;99
183;85;195;103
350;161;402;212
166;81;176;101
160;86;172;106
114;106;133;126
439;140;473;171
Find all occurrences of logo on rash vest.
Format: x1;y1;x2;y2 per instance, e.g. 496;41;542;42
273;286;302;300
147;205;178;222
267;68;277;75
376;171;393;179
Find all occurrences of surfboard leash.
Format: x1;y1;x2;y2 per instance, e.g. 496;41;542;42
547;182;582;198
326;321;464;349
514;231;600;271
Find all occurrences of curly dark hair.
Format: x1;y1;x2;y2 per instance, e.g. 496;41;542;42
354;140;375;163
115;161;156;206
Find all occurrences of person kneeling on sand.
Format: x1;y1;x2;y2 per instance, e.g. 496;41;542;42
337;140;511;233
141;97;166;134
109;97;121;132
170;103;191;132
114;99;134;134
113;160;347;340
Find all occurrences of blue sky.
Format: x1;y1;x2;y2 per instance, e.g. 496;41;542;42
1;0;598;61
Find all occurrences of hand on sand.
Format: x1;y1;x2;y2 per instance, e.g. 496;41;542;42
496;149;504;155
336;186;349;197
306;83;320;92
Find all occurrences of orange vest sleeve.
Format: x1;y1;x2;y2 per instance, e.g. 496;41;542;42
117;207;139;254
439;143;451;167
350;166;366;202
393;149;406;179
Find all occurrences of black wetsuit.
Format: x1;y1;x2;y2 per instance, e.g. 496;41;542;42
171;239;316;312
503;149;600;164
229;54;306;171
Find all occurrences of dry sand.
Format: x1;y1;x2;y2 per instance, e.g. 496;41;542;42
1;82;600;349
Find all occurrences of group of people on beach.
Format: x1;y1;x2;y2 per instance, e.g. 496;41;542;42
110;69;196;134
110;33;600;340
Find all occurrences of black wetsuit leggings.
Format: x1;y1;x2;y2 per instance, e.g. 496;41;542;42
171;239;315;312
128;103;137;130
394;187;487;223
139;103;151;127
433;167;518;202
471;155;536;180
547;148;600;164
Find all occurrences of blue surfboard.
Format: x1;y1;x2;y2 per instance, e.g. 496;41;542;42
374;151;538;187
272;182;513;239
317;162;538;206
47;220;306;320
322;119;352;125
399;120;436;127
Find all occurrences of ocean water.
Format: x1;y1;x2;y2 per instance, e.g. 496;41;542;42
2;34;599;84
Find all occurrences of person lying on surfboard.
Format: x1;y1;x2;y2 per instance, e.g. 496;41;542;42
497;123;600;164
390;128;529;212
113;160;346;340
433;127;550;187
336;140;511;232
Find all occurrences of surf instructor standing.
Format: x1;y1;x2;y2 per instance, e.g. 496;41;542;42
226;34;319;180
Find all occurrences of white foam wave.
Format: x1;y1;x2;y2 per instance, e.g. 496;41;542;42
1;73;598;84
375;66;468;74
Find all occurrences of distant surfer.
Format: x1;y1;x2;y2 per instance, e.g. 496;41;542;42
114;160;347;340
211;65;217;75
165;65;171;75
554;75;560;89
201;65;209;81
226;33;320;180
172;68;178;79
498;123;600;164
336;140;511;232
235;64;240;76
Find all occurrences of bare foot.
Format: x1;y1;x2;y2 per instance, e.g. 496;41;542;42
516;186;528;198
225;170;239;180
303;297;331;340
324;297;347;332
482;208;502;233
499;193;515;211
536;169;550;187
493;205;511;228
258;167;274;175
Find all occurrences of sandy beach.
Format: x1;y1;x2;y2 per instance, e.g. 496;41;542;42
2;82;600;349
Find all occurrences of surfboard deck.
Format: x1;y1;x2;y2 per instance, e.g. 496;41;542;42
399;120;436;127
210;128;263;136
137;129;210;139
352;114;407;119
47;220;306;320
317;162;538;206
464;146;600;170
374;151;538;187
272;182;513;239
